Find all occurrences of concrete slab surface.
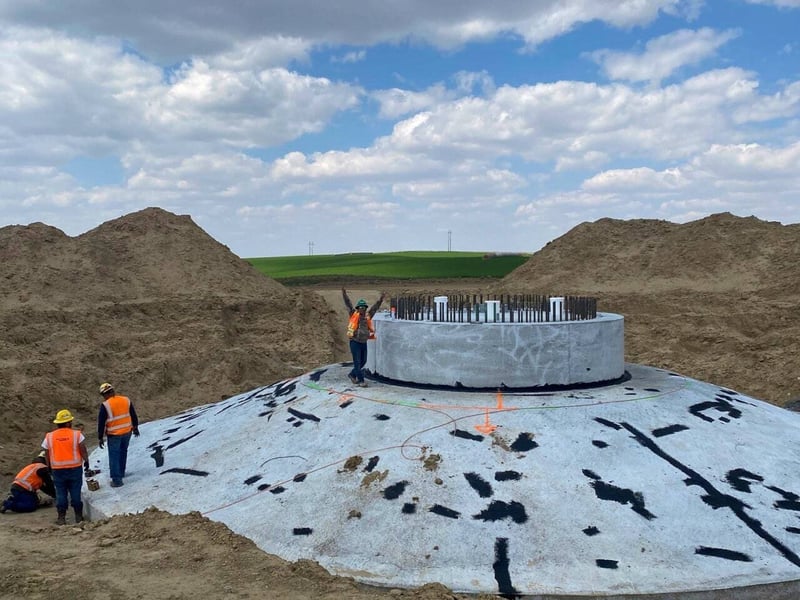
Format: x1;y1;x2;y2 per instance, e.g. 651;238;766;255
84;363;800;597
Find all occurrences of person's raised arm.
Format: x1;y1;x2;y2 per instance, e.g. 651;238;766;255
369;292;387;317
342;287;354;313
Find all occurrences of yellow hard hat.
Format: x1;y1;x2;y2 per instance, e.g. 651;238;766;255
53;409;74;424
99;382;114;395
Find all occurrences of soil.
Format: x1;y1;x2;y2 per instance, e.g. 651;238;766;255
1;207;799;599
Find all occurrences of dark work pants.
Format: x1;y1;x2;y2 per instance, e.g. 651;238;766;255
52;466;83;512
349;339;368;382
2;487;38;513
107;432;132;483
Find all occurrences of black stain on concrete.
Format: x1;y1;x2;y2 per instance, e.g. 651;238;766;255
465;472;494;497
492;538;519;599
695;546;752;562
244;475;262;485
592;440;609;448
383;480;409;500
309;369;326;382
689;397;742;423
166;431;203;450
150;446;164;467
374;414;390;421
293;528;313;536
450;429;484;442
160;468;209;477
339;399;353;409
718;390;755;406
596;559;618;569
643;388;660;392
269;486;286;494
257;483;271;491
787;527;800;534
495;471;521;481
583;469;655;520
652;424;689;437
402;503;417;514
273;380;297;398
726;469;764;493
287;407;320;422
175;411;204;424
583;526;600;536
620;421;800;568
364;456;379;472
163;428;180;435
293;473;307;482
473;500;528;524
510;432;537;452
594;417;621;430
429;504;461;519
767;486;800;511
216;387;265;414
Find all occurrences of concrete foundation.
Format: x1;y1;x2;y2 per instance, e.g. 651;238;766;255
366;311;624;388
84;363;800;597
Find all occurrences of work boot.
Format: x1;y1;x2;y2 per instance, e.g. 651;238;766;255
74;507;84;524
55;510;67;526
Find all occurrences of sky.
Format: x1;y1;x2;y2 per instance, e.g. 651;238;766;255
1;1;799;258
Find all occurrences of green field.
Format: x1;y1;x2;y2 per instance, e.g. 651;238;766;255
246;251;530;281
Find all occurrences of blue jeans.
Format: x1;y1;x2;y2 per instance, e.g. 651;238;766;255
107;432;132;483
3;487;39;513
349;339;368;382
52;467;83;512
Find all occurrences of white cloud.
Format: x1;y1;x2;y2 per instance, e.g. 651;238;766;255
372;85;452;119
590;28;740;83
1;1;798;257
0;0;697;60
744;0;800;7
0;26;362;168
331;49;366;64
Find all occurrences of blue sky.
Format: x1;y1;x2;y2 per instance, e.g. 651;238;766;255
1;1;798;258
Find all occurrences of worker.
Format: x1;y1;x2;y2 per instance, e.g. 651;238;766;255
97;382;139;488
42;409;89;525
342;288;386;387
1;452;55;514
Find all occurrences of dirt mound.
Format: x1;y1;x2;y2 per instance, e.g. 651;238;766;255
0;207;287;310
502;212;800;295
0;207;339;477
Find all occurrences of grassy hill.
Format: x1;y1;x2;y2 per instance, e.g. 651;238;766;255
247;251;529;282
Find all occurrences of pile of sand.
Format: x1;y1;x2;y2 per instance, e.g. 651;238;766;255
0;207;339;476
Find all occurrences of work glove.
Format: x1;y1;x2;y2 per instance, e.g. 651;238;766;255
98;438;104;449
133;428;140;437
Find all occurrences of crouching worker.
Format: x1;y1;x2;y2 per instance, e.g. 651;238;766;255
1;452;55;514
42;409;89;525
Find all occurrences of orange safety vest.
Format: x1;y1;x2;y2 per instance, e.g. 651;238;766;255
45;429;83;470
13;462;47;492
103;395;133;436
347;311;375;340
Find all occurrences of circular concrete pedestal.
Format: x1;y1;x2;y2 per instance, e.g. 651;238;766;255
366;311;624;388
